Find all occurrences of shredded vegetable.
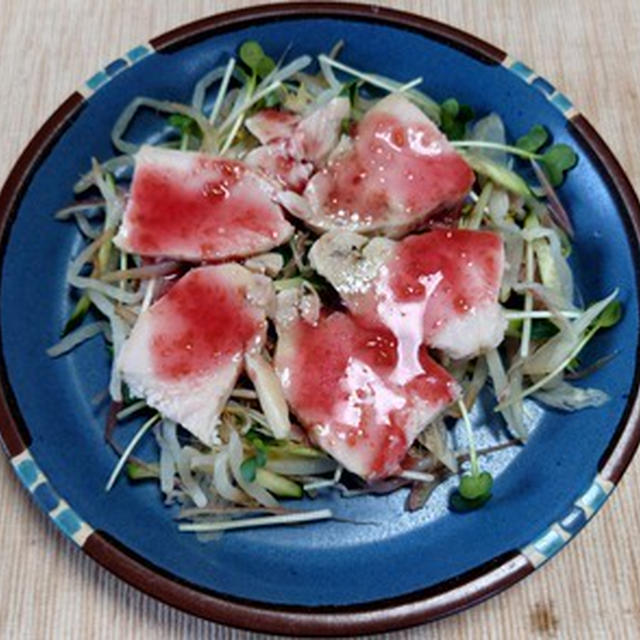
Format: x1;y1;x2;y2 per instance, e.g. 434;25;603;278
48;39;621;535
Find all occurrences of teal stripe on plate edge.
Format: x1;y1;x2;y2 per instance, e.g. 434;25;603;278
503;57;576;117
11;441;615;570
11;449;94;546
81;43;154;97
522;474;614;567
503;54;615;570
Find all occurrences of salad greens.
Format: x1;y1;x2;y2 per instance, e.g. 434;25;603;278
47;39;621;535
440;98;474;141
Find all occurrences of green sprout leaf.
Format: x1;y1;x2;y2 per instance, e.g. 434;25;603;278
441;97;459;116
255;447;268;468
530;318;560;340
126;461;159;480
168;114;200;138
339;79;361;106
62;294;91;336
256;55;276;79
459;471;493;500
595;300;622;329
451;400;493;513
240;457;258;483
440;98;474;141
262;89;282;108
246;428;273;447
449;490;492;512
516;124;549;153
239;41;265;71
238;40;275;80
540;144;578;186
244;430;269;469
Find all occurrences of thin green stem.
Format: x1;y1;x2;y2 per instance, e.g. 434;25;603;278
317;54;422;96
209;57;236;126
520;229;535;358
503;309;581;320
457;399;479;476
495;327;598;412
105;414;160;491
451;140;541;160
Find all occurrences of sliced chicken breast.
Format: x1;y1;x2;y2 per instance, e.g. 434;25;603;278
310;228;506;360
245;108;301;144
118;264;272;445
245;97;349;192
282;94;474;237
274;301;458;479
114;146;293;262
245;138;313;194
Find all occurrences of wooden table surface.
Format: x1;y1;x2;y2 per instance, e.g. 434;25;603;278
1;1;639;638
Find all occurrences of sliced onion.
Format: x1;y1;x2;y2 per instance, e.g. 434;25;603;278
177;447;208;508
111;97;217;155
513;281;576;313
532;380;609;411
154;427;176;497
522;224;574;302
191;63;230;111
245;352;291;439
101;261;180;283
470;113;507;165
72;212;102;239
500;232;524;301
74;156;133;193
90;159;125;230
488;188;510;225
68;273;144;305
486;349;528;440
46;321;109;357
55;201;106;219
319;54;342;90
546;227;574;303
87;291;129;401
213;451;246;503
67;232;108;277
523;290;617;376
417;419;457;472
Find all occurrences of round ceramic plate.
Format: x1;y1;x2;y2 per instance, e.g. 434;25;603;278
1;3;639;636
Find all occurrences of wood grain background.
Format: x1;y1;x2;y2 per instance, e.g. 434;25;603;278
1;1;639;638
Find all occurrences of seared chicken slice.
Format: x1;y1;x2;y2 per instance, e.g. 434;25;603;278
114;146;293;262
118;264;272;445
281;94;474;237
274;296;458;479
245;139;313;194
310;228;506;360
245;108;300;144
245;97;349;192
